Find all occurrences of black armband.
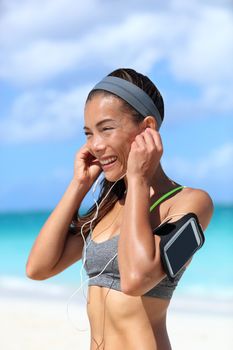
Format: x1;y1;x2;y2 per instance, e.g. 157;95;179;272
153;212;205;282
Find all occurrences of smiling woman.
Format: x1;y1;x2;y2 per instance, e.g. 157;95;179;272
26;68;214;350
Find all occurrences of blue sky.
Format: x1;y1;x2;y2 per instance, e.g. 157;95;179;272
0;0;232;212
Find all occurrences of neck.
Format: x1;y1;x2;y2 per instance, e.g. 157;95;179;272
123;163;180;197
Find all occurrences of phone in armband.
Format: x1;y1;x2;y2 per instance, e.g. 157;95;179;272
152;212;205;282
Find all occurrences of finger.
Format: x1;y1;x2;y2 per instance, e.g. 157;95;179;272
144;128;157;147
135;133;147;148
135;130;155;151
145;128;163;152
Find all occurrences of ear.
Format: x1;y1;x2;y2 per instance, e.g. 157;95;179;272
142;116;158;131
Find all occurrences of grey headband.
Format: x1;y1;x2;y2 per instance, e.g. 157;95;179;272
91;76;163;130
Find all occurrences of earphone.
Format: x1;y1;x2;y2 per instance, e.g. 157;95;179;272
66;171;127;332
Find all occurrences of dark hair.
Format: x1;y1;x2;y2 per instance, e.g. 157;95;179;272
70;68;164;236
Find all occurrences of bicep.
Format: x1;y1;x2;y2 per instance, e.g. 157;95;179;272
123;189;214;296
144;190;214;288
162;189;214;268
170;189;214;231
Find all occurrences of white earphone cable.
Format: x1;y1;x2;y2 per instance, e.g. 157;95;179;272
66;172;127;332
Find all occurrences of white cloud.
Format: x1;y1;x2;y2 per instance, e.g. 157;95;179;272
167;84;233;122
0;12;166;85
163;142;233;182
162;141;233;202
0;85;91;144
0;0;232;144
0;0;100;46
0;39;86;85
0;0;232;88
169;6;233;85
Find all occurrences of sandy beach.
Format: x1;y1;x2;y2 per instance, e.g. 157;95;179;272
1;291;232;350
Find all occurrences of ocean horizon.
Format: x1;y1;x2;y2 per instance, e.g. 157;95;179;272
1;204;232;305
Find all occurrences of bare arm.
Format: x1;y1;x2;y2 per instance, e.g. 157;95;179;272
118;128;214;296
119;181;214;296
25;140;103;280
118;178;155;292
25;179;88;280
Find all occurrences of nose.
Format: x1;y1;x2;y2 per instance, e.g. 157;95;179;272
90;134;106;154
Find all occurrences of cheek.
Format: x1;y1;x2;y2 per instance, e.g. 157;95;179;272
111;130;137;161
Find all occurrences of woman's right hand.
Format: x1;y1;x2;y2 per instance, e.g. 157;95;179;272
73;144;103;190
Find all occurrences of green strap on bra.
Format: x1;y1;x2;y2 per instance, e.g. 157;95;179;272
149;186;186;213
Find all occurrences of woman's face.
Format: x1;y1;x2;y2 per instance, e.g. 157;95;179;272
84;94;144;181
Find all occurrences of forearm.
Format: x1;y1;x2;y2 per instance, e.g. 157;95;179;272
26;179;88;277
118;178;157;287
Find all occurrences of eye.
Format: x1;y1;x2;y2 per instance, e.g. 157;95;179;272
103;127;113;131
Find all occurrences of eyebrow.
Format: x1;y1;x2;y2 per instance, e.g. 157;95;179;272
83;118;116;130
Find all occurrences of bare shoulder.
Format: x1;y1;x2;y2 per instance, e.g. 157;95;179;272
169;186;214;231
179;186;214;206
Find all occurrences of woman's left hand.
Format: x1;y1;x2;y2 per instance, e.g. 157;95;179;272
126;128;163;186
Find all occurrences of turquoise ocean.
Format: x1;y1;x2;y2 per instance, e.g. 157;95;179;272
0;205;232;303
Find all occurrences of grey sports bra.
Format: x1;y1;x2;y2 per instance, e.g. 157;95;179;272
81;186;187;299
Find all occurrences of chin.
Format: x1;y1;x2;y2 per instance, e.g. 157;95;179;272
104;169;126;183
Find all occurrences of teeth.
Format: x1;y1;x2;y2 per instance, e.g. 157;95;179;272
100;157;117;165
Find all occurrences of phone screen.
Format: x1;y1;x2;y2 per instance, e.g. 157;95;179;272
165;222;199;275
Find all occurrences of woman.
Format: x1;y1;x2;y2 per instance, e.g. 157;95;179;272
26;68;214;350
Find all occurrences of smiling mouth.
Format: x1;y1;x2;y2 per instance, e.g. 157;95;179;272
101;158;117;170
